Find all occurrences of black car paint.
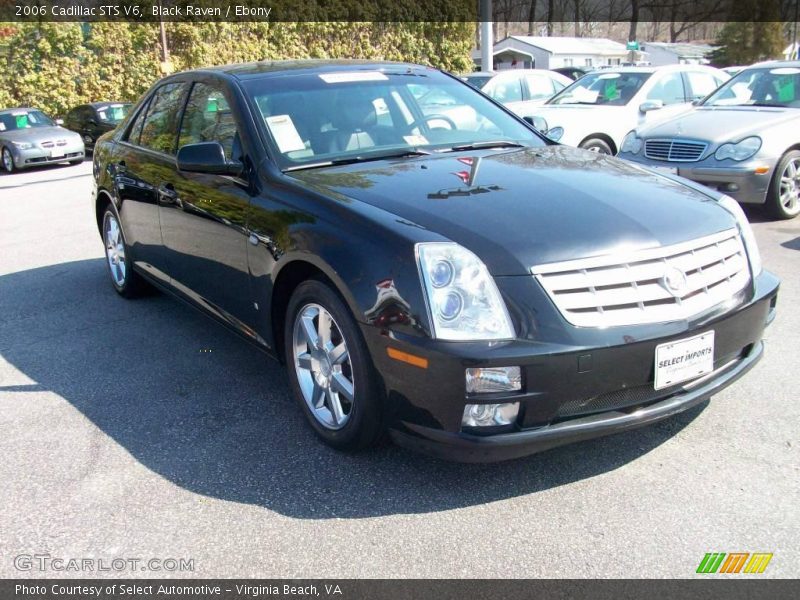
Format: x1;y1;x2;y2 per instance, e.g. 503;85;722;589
64;103;130;150
92;61;779;461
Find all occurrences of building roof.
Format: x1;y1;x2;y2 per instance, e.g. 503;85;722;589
506;36;628;56
643;42;716;58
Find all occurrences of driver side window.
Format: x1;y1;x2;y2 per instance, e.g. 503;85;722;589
179;82;240;162
647;72;687;106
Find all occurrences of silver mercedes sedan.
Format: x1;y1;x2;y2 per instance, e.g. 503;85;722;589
619;61;800;219
0;107;84;173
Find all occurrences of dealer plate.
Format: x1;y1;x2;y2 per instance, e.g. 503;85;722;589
651;165;678;175
654;330;714;390
50;148;65;158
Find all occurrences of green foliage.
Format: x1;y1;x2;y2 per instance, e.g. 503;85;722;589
0;21;474;117
711;0;786;66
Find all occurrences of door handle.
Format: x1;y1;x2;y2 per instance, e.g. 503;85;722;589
158;182;179;205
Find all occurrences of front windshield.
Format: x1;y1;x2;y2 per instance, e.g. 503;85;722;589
0;109;54;132
243;68;545;170
547;72;652;106
702;67;800;108
97;104;131;123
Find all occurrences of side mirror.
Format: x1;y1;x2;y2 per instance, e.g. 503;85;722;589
177;142;242;176
639;100;664;113
55;118;64;126
523;115;548;133
691;98;703;106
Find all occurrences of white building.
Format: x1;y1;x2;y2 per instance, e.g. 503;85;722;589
473;36;630;71
642;42;716;66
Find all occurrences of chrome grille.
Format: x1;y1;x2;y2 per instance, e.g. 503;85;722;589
644;139;707;162
532;229;750;327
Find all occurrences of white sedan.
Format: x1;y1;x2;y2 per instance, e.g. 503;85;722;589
463;69;573;113
529;65;729;154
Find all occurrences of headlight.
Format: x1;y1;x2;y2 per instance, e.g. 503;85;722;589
718;195;762;276
546;126;564;142
417;242;515;340
714;136;761;161
621;131;642;154
11;141;32;150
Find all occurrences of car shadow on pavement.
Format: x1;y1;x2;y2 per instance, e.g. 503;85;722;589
0;259;707;519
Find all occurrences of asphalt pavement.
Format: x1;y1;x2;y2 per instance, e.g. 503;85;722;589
0;160;798;578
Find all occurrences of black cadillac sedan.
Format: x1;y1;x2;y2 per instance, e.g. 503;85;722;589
92;60;779;462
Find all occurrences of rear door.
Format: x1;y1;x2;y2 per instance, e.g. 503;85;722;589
113;82;189;284
158;78;256;332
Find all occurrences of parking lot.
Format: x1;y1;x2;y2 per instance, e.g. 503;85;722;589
0;160;798;578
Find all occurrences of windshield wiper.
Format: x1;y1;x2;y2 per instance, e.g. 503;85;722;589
440;140;527;152
284;148;432;172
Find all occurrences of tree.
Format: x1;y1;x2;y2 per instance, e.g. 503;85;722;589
712;0;785;66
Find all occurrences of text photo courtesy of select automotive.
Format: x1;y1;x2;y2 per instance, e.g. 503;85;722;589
1;3;799;590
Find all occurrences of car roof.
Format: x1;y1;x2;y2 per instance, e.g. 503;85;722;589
0;107;43;115
181;59;426;81
746;60;800;69
85;102;131;108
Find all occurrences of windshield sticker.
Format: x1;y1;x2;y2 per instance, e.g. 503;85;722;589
597;73;621;80
97;110;107;121
15;114;29;128
265;114;306;153
777;77;795;102
770;68;800;75
403;134;429;146
319;72;389;84
0;123;5;131
604;80;619;101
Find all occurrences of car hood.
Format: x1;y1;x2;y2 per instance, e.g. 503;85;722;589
638;106;798;141
290;145;736;276
0;126;80;143
0;125;80;144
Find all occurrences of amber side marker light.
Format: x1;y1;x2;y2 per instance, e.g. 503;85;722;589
754;166;770;174
387;347;429;369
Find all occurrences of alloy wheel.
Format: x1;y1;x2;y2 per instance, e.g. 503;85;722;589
2;148;13;172
104;213;127;287
292;303;355;430
779;157;800;214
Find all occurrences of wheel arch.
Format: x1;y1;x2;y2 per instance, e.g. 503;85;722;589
95;188;115;235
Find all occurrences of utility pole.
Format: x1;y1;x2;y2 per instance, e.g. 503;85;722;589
793;0;799;60
159;0;172;74
480;0;493;72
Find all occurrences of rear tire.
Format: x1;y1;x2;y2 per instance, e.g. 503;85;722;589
579;137;613;155
767;150;800;220
284;278;384;450
101;206;146;298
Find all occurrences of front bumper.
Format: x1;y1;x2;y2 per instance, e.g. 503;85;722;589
10;144;84;169
622;153;776;205
365;270;779;462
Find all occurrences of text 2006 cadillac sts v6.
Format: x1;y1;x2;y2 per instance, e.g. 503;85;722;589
92;61;779;462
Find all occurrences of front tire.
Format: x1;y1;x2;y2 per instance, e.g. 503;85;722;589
579;137;613;155
767;150;800;220
102;207;146;298
1;147;15;173
284;279;384;450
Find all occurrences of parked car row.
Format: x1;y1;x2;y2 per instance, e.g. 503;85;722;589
0;101;131;173
461;60;799;219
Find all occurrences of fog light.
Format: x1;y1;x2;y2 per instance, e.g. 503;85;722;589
462;402;520;427
465;366;521;394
